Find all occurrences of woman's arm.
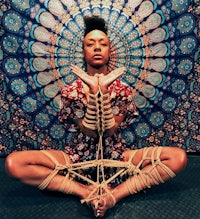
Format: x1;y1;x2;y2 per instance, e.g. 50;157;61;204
103;115;124;137
70;65;127;137
75;115;124;138
74;118;98;138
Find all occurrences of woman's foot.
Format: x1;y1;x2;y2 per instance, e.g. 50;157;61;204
81;184;99;203
91;189;116;217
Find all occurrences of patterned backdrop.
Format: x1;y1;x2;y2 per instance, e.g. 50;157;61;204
0;0;199;156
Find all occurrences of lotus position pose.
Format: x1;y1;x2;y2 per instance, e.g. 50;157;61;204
5;16;187;217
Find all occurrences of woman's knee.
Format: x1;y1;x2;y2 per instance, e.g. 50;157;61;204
164;147;187;173
5;152;23;178
176;148;187;170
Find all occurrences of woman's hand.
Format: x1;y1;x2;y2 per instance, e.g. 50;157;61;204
71;64;126;94
71;64;99;94
98;67;126;93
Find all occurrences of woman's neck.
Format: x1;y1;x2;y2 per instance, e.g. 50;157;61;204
87;65;108;76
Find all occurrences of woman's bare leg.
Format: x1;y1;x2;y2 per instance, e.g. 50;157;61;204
5;150;94;200
94;146;187;217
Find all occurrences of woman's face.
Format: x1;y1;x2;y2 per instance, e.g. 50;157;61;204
83;30;110;68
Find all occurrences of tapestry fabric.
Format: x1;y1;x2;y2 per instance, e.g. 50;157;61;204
0;0;199;156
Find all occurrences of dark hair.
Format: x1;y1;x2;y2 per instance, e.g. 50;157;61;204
83;16;108;37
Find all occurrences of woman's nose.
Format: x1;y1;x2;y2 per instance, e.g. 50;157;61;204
94;42;101;51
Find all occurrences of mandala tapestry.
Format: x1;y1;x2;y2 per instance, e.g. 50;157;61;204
0;0;199;156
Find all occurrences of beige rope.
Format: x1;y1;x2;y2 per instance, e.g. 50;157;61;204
125;146;176;195
38;151;73;193
38;87;176;206
82;89;115;133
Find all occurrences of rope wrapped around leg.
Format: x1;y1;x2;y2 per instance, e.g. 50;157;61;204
125;147;176;194
38;150;74;194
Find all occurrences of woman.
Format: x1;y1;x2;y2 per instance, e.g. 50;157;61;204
5;16;187;217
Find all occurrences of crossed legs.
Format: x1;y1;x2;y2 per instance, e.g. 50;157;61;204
5;150;94;200
93;146;187;217
5;146;187;217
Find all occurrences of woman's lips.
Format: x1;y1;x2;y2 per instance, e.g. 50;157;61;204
93;54;103;59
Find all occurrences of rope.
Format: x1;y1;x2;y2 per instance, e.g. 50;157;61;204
38;87;176;206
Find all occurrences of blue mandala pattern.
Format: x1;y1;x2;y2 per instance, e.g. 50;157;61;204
0;0;199;154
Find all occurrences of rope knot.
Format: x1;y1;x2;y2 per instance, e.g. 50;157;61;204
55;164;66;171
100;181;108;191
153;158;161;166
56;164;72;176
126;162;137;176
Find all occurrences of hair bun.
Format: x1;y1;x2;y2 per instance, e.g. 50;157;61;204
84;16;107;36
